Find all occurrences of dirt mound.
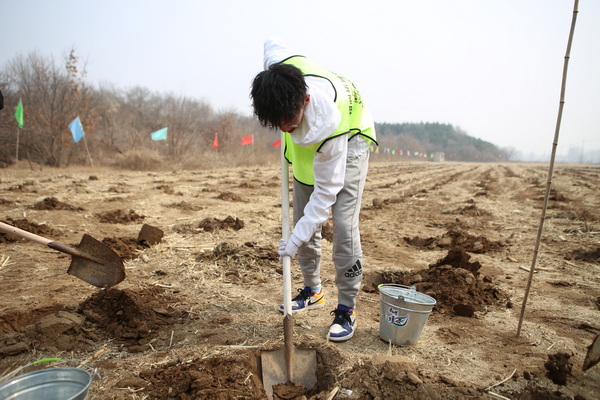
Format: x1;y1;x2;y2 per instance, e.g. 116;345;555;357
0;218;62;243
96;209;145;224
198;216;244;232
0;309;90;356
155;184;175;194
101;236;146;260
404;229;505;253
546;189;568;202
566;247;600;263
30;197;84;211
196;242;278;284
446;230;505;253
364;247;507;315
7;181;37;192
430;248;484;275
216;191;246;202
272;382;306;399
175;216;245;234
130;351;486;400
78;288;191;353
107;185;129;194
136;353;264;399
24;311;91;354
404;236;437;248
0;288;190;356
335;357;481;399
454;204;493;217
165;201;205;211
545;352;572;386
422;248;506;314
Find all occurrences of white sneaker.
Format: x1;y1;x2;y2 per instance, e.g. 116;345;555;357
279;287;325;313
328;307;356;342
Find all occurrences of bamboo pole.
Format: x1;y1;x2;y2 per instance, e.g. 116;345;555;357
82;134;95;170
517;0;579;337
15;128;20;166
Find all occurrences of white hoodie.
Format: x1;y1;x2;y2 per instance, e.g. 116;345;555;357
263;38;368;243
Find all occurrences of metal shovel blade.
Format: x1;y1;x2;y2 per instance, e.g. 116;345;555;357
137;223;164;246
66;234;125;288
261;315;317;399
0;221;125;288
261;347;317;399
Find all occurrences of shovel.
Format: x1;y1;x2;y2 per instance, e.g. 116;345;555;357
261;133;317;399
0;221;125;288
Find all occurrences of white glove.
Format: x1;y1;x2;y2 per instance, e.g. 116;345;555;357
278;233;301;261
278;239;287;254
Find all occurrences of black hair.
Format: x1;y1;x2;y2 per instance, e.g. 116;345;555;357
250;63;307;129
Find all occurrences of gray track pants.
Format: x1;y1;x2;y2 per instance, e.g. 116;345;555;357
293;149;370;309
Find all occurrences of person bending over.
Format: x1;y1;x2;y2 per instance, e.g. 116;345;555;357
250;38;377;342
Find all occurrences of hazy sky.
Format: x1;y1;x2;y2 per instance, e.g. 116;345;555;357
2;0;598;157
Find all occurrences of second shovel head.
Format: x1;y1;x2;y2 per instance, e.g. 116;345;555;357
261;345;317;400
67;234;126;288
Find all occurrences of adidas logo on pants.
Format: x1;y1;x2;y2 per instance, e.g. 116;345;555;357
344;260;362;278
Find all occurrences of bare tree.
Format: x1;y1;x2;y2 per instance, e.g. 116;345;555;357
209;109;238;153
159;94;213;160
1;49;96;166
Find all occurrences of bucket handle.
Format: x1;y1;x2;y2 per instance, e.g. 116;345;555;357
0;357;105;384
378;283;417;303
33;358;105;380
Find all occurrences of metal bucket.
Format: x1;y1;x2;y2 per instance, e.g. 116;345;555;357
378;284;436;346
0;367;92;400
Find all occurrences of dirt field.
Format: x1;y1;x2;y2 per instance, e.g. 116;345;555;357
0;161;599;400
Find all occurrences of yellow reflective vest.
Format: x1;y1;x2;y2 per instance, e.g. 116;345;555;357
281;56;377;186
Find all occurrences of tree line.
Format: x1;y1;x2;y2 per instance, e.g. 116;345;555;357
0;49;276;170
375;122;514;162
0;50;511;170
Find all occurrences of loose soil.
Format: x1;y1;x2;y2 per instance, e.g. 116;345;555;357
0;162;599;399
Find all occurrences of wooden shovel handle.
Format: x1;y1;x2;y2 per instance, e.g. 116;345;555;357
47;240;82;258
0;221;52;245
0;221;81;258
281;133;293;317
280;132;295;381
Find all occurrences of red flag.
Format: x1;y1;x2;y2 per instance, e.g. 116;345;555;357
241;135;254;145
213;133;219;150
271;138;281;147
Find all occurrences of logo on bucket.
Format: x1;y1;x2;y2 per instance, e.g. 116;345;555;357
386;307;409;327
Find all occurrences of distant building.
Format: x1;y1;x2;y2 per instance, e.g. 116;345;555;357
433;152;445;162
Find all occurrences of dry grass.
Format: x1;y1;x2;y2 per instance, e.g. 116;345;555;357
105;148;280;171
112;149;164;171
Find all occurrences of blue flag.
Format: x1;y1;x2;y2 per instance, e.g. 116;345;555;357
151;127;168;141
69;117;85;143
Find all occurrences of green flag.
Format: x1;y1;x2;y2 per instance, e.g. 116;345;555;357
151;127;168;141
14;99;24;129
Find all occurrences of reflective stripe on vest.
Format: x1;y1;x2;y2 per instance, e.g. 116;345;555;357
281;56;377;186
